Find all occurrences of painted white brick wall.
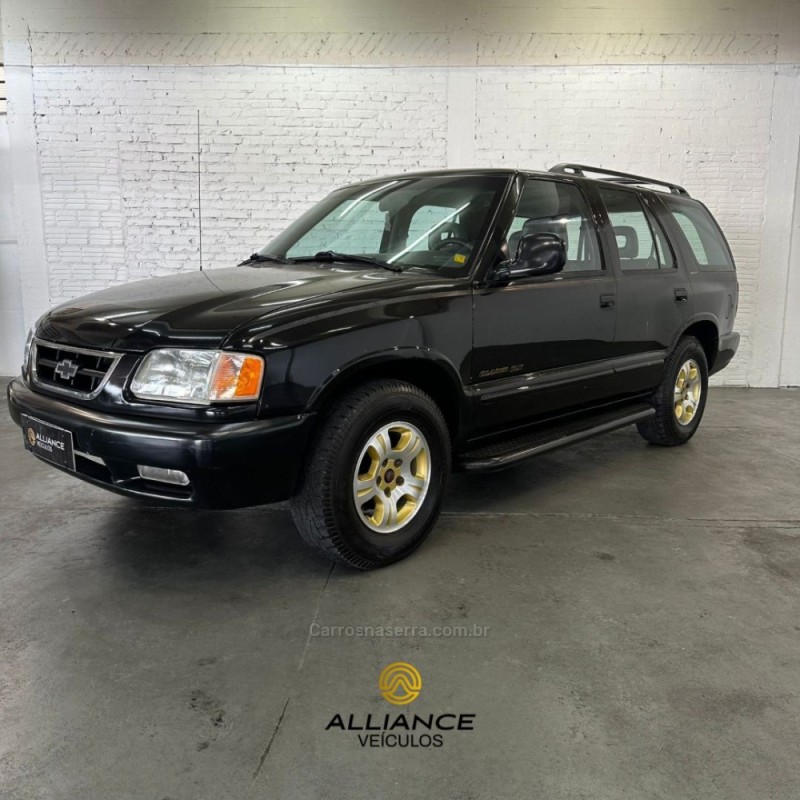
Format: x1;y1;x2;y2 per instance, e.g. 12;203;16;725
34;66;448;300
28;63;784;385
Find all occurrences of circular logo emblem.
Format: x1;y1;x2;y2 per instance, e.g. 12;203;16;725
379;662;422;706
27;427;36;447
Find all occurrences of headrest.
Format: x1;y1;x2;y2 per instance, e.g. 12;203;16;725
614;225;638;258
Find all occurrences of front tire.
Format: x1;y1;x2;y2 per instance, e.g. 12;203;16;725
289;380;451;569
637;335;709;446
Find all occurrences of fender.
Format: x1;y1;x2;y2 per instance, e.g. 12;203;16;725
309;347;472;438
239;285;475;427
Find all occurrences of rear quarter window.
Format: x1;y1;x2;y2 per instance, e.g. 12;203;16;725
661;196;735;271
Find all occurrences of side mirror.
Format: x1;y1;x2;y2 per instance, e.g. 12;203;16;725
487;233;567;286
511;233;566;277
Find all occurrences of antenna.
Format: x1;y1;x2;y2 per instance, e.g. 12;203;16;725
197;109;203;271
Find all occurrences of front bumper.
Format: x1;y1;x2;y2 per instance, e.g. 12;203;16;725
7;377;315;508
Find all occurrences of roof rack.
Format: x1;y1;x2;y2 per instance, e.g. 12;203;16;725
549;163;689;196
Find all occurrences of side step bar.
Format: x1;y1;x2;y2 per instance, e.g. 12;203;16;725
457;404;655;472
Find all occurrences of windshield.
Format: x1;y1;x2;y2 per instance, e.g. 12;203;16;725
259;173;510;274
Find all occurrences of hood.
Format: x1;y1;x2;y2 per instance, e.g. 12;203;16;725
36;263;417;351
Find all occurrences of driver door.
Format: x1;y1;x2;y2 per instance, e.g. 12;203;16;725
471;178;618;431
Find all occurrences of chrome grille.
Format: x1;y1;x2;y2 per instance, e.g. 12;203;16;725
32;340;121;398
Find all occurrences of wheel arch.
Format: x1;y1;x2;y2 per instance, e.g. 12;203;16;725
308;349;467;441
677;317;720;371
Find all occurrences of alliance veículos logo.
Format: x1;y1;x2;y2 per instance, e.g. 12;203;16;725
324;661;476;749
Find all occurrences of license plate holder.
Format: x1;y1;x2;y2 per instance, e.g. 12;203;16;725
21;414;76;471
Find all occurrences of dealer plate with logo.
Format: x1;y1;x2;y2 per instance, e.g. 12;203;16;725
21;414;76;471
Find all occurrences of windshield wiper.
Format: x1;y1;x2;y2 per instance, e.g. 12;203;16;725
238;253;291;265
293;251;403;273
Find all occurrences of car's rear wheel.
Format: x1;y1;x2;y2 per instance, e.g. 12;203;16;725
637;335;709;446
289;379;451;569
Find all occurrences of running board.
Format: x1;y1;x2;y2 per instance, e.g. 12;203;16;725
457;404;655;472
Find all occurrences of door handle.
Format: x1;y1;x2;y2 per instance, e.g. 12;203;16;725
675;288;689;302
599;293;615;309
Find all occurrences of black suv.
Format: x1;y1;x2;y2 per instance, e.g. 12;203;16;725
8;164;739;568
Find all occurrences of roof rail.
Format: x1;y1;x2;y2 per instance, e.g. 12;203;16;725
549;163;689;196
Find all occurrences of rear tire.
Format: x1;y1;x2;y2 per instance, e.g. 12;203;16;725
637;336;709;446
289;380;451;569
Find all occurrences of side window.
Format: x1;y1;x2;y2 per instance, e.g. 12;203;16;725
674;214;706;261
661;197;735;271
507;180;602;272
598;187;673;270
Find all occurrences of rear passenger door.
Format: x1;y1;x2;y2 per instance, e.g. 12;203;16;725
595;186;693;393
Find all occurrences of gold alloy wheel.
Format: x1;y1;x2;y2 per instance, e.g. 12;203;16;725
352;421;431;534
674;358;702;426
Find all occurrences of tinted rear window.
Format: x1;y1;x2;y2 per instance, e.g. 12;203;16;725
661;196;734;271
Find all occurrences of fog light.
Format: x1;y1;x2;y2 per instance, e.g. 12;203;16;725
137;465;190;486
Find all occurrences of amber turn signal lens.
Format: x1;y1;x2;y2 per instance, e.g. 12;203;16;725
209;353;264;401
234;355;263;398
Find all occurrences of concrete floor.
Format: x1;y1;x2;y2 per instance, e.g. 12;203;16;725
2;383;800;800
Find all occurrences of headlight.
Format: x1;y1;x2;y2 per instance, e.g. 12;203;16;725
22;327;35;374
130;349;264;404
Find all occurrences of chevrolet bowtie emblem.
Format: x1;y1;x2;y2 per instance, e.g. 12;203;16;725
54;359;79;381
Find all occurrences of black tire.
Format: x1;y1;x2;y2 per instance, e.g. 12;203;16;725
637;335;709;446
289;380;451;569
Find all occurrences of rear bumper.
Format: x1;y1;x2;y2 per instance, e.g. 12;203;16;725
711;331;740;376
7;377;315;508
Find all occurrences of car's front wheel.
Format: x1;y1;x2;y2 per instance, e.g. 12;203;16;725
289;379;451;569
